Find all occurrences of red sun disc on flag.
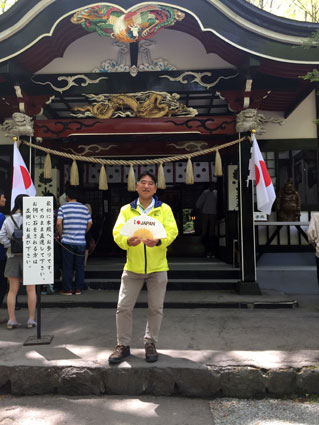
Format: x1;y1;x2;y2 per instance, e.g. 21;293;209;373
20;166;32;189
259;161;271;187
254;164;260;185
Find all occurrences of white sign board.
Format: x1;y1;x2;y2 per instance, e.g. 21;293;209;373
23;197;54;285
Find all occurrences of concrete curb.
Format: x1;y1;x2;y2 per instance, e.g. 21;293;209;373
1;365;319;398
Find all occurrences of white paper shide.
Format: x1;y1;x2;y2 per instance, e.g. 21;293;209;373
23;197;54;285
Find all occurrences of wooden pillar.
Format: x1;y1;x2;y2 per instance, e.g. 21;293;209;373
237;134;261;294
316;89;319;205
130;42;139;67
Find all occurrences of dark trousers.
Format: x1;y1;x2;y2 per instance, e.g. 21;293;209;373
62;244;86;291
201;213;217;255
0;259;7;307
316;256;319;287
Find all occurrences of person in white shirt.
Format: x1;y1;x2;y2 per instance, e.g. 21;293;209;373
0;194;37;329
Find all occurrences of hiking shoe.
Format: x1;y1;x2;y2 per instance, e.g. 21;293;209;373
59;290;72;296
75;289;81;295
26;319;37;328
7;320;22;330
145;342;158;363
108;345;130;364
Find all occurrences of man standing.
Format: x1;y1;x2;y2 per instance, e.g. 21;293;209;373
57;187;92;295
196;182;218;258
109;172;178;364
0;189;7;321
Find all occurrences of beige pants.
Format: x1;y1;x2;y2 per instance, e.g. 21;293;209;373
116;270;168;346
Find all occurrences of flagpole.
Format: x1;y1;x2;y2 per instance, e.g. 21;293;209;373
238;132;245;282
246;133;257;281
238;133;257;281
252;182;257;283
250;133;257;282
237;131;260;294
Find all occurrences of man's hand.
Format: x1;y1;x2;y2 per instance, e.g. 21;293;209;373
143;238;159;247
127;236;141;246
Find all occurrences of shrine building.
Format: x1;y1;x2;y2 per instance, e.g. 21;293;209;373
0;0;319;293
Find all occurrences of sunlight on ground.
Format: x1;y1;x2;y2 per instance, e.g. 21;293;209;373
0;406;69;425
247;419;315;425
107;399;159;417
66;344;108;359
25;350;45;361
0;342;20;348
0;397;163;425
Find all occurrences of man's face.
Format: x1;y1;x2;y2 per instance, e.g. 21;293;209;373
0;194;6;207
136;176;157;200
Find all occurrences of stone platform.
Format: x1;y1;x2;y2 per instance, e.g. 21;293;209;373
1;292;319;398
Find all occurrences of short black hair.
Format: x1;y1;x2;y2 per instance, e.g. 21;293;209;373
66;186;79;200
0;188;5;197
11;194;28;214
137;172;157;185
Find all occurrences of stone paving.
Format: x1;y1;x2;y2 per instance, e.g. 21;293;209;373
0;292;319;397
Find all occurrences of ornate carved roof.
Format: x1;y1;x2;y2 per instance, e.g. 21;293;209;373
0;0;318;140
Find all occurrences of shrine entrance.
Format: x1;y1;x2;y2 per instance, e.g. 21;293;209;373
35;147;238;263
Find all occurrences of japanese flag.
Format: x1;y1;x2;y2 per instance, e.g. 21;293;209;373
248;134;276;215
11;142;36;209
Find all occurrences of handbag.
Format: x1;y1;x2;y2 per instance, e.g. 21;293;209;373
10;216;23;254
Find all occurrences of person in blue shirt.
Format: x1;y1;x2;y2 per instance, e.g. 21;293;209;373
57;186;92;295
0;189;7;321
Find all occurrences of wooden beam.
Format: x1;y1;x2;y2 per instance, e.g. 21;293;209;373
6;69;241;96
34;115;237;138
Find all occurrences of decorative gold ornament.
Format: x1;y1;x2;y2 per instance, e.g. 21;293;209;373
32;75;108;94
160;71;239;90
72;92;197;119
168;142;208;152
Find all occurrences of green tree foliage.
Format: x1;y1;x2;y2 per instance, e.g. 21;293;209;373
303;68;319;82
0;0;17;14
246;0;319;22
247;0;319;125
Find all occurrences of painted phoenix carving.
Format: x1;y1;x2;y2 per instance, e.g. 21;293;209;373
71;4;185;43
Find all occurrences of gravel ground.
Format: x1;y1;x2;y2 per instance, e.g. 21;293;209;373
210;398;319;425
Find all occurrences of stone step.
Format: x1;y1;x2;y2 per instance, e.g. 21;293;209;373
85;269;240;279
5;362;318;398
1;299;316;398
87;278;239;291
18;289;298;309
